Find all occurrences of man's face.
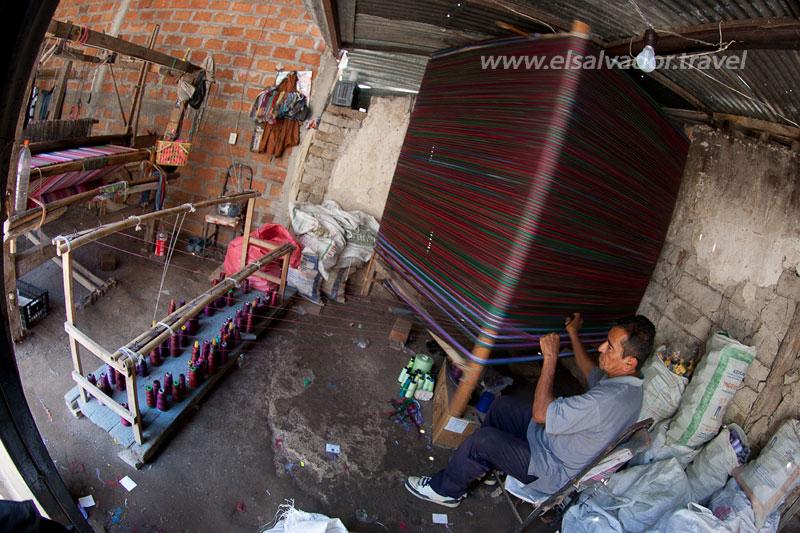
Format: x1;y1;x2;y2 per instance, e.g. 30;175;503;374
598;326;636;376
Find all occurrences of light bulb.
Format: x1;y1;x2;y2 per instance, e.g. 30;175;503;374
636;45;656;72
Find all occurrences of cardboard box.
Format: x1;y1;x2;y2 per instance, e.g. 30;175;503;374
431;363;481;449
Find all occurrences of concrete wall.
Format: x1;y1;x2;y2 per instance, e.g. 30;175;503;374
47;0;328;235
324;96;412;219
638;125;800;447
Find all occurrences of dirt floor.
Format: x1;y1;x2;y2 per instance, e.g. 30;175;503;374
10;206;570;532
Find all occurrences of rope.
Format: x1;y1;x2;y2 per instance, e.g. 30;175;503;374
155;321;175;336
29;197;48;230
52;235;72;253
118;346;139;363
224;277;240;288
128;214;143;231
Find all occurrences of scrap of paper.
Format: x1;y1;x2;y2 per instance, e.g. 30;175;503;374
119;476;137;492
326;443;341;454
78;495;95;508
432;513;448;525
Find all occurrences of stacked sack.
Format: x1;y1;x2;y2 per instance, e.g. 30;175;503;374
563;331;785;532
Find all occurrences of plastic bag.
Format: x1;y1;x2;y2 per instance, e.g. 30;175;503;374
686;424;748;505
261;505;347;533
654;503;734;533
629;419;699;468
639;349;688;426
735;419;800;529
708;478;780;533
560;494;625;533
587;458;691;532
223;223;302;293
667;332;754;447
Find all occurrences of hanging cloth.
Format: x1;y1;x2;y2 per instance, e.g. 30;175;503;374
257;72;301;158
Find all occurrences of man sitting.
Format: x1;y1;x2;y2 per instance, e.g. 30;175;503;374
405;313;655;507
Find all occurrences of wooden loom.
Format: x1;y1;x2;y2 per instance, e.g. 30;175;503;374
4;20;203;341
57;192;293;463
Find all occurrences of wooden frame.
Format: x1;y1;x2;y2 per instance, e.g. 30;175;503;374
56;192;293;445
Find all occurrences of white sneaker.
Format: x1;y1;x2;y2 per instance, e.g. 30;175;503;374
405;476;463;508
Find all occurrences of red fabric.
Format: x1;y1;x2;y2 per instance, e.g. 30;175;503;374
223;223;301;292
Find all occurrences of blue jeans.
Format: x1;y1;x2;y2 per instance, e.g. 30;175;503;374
429;396;538;498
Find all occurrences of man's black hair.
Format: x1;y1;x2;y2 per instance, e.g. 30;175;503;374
614;315;656;368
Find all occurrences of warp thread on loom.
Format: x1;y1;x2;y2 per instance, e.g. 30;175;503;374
377;34;689;363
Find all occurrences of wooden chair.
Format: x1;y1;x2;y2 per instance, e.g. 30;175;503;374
496;418;653;532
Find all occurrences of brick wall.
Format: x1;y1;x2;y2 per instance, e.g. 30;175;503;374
638;125;800;448
47;0;327;236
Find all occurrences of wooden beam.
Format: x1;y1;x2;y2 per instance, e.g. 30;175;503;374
253;270;281;285
53;191;260;255
239;197;255;270
71;371;133;423
663;107;800;143
50;60;72;120
337;0;356;44
54;45;103;64
605;18;800;56
129;25;159;138
466;0;571;33
64;322;124;371
321;0;341;55
29;133;126;155
47;19;200;73
648;70;708;111
249;237;276;251
62;252;88;403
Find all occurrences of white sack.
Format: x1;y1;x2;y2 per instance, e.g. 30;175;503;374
708;478;780;533
686;424;748;505
639;350;688;426
560;495;625;533
654;502;734;533
734;419;800;529
667;332;754;448
629;419;699;468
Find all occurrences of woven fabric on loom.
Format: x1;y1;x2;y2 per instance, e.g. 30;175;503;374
29;144;138;205
376;35;689;361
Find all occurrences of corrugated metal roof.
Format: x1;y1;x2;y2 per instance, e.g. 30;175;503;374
326;0;800;126
344;49;427;93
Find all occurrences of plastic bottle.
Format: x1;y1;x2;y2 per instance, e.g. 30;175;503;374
14;140;31;213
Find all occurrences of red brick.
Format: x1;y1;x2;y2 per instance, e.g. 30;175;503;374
233;55;251;67
236;14;257;26
213;12;233;23
173;10;192;20
231;2;252;13
279;7;303;19
272;46;296;61
180;23;199;33
255;5;277;15
294;37;314;50
283;21;309;34
164;34;182;46
222;26;244;37
184;36;203;48
256;59;277;71
299;52;320;67
225;40;249;53
194;11;212;21
161;22;180;32
270;32;291;44
200;25;221;36
189;0;208;8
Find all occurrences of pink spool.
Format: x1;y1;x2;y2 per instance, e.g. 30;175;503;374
204;304;214;317
270;289;278;307
116;370;126;391
145;385;156;408
172;381;180;402
153;379;161;395
180;325;190;347
150;348;162;367
120;403;132;426
169;334;180;357
107;364;117;385
163;373;173;395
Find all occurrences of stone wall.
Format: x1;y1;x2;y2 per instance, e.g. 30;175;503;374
638;125;800;448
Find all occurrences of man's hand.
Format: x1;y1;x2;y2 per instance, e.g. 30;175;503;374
540;332;561;362
565;313;583;337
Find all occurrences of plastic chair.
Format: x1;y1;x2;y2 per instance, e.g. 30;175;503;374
495;418;653;532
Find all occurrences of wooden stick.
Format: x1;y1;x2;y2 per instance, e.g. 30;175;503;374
249;237;276;251
280;254;290;302
119;243;293;359
64;322;125;371
124;363;143;444
239;197;255;269
51;60;72;120
71;371;134;423
253;271;281;284
52;191;260;255
62;252;88;403
129;25;159;138
449;329;496;417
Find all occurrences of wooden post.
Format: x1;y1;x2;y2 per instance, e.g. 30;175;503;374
127;25;159;138
51;60;73;120
279;254;290;302
239;197;255;270
360;253;377;296
4;239;25;342
62;251;88;403
448;329;496;417
124;360;143;444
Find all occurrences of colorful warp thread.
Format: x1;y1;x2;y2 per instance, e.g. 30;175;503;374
377;35;689;364
29;144;143;205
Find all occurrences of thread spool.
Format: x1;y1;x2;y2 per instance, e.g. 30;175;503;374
220;341;228;366
202;340;211;358
179;373;187;396
145;385;156;407
87;373;97;399
188;316;199;335
242;278;250;293
167;299;176;315
412;354;434;374
191;341;200;365
180;325;189;347
107;364;117;385
172;381;181;402
156;389;169;411
98;372;111;395
188;367;200;389
233;326;241;346
163;373;173;395
150;348;162;367
137;358;149;377
120;403;132;426
168;334;179;357
245;310;254;333
178;299;186;309
116;370;126;391
153;379;161;394
270;289;278;307
204;304;214;317
208;352;217;376
161;339;169;356
226;289;234;307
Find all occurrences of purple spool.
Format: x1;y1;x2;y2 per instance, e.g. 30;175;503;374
163;373;173;395
204;304;214;317
156;390;169;411
107;364;117;385
180;326;190;347
153;379;161;394
220;342;228;365
242;278;250;293
116;370;126;391
120;403;132;426
188;316;199;335
87;373;97;399
202;340;211;359
233;327;241;347
98;372;111;395
137;358;149;377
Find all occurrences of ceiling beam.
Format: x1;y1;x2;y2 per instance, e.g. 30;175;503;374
605;17;800;56
47;19;200;73
320;0;341;56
